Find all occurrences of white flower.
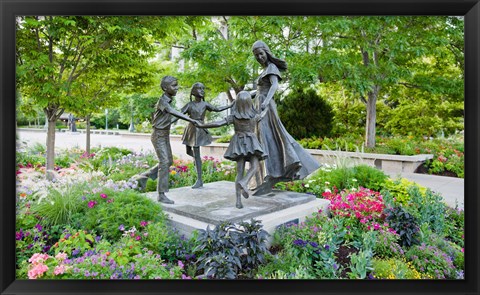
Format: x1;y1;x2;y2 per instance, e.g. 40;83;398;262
305;184;310;188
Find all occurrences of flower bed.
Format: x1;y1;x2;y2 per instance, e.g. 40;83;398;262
15;145;464;280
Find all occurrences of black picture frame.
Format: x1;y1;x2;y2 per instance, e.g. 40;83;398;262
1;0;479;294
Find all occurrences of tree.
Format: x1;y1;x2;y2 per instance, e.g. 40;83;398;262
16;16;182;175
277;88;333;139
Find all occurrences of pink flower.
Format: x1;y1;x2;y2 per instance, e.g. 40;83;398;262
178;260;184;269
100;193;108;199
88;200;98;208
55;252;68;261
28;264;49;279
54;265;66;275
135;235;141;241
28;253;50;265
140;221;148;227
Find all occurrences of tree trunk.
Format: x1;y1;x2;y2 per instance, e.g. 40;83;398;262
365;86;380;148
46;118;57;180
86;114;91;155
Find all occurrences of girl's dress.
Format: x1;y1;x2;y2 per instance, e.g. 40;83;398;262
181;101;218;156
254;63;320;182
223;114;266;161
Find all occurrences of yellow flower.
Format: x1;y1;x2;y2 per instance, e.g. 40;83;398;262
170;170;177;175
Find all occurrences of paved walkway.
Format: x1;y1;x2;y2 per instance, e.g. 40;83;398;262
17;128;464;209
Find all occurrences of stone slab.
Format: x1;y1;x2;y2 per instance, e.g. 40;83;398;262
144;181;330;241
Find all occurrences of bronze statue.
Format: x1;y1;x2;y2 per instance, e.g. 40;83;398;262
180;82;232;188
68;113;77;132
250;40;321;194
135;76;200;204
197;91;268;209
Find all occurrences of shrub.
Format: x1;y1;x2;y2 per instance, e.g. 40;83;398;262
371;258;423;279
81;189;166;241
443;207;464;247
406;243;457;279
277;88;333;139
373;229;405;258
351;165;388;191
384;206;420;248
140;221;194;263
381;178;426;206
194;219;270;279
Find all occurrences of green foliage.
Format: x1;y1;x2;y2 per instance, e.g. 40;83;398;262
384;206;420;248
277;88;333;139
373;230;405;259
31;185;86;227
81;189;166;241
381;178;427;206
140;222;194;263
443;207;464;247
53;229;95;256
371;258;423;279
351;165;388;191
406;243;457;279
194;219;270;279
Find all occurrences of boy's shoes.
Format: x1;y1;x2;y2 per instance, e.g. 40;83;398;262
157;193;174;204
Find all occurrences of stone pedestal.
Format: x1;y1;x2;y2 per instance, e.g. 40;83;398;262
144;181;330;245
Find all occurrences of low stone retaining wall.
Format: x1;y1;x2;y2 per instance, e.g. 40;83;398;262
202;143;433;174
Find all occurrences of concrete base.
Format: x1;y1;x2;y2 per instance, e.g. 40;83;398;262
144;181;330;244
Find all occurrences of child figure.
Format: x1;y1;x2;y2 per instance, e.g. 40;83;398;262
180;82;233;188
197;91;267;209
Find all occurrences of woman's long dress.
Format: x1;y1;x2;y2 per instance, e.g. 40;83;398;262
253;63;321;190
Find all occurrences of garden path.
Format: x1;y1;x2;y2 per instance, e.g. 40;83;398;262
17;128;464;209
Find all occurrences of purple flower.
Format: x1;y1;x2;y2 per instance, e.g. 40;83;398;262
293;239;307;247
309;242;319;248
15;230;24;240
35;224;43;231
140;221;148;227
95;236;102;242
324;244;330;251
27;244;33;249
65;233;72;239
81;196;86;201
118;224;125;231
43;245;51;252
135;236;141;241
178;260;184;269
100;193;108;199
72;249;80;256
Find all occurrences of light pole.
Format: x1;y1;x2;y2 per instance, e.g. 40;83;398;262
105;109;108;130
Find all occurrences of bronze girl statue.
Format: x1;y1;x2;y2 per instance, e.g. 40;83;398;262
180;82;232;188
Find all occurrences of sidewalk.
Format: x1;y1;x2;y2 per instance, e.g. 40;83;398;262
17;128;464;209
386;172;464;209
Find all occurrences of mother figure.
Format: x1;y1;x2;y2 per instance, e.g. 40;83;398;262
250;40;320;194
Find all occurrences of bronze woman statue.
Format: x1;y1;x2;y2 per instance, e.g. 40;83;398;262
250;40;320;194
180;82;232;188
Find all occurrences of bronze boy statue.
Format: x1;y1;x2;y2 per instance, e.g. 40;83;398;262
135;76;200;204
